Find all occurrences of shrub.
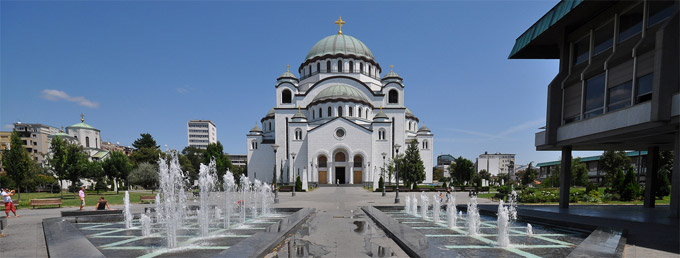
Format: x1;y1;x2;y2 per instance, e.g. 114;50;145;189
619;166;640;201
442;181;448;188
378;177;384;189
585;189;602;202
498;185;512;196
585;182;598;194
295;176;302;192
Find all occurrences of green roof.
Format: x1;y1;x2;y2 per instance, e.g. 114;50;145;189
93;151;109;159
508;0;583;58
536;151;648;167
305;34;374;61
313;84;368;103
68;122;97;130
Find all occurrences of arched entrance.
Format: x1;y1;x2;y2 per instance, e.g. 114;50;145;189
317;155;328;184
353;155;363;184
334;151;347;184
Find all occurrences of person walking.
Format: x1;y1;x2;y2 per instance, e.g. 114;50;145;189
79;187;86;211
2;188;19;218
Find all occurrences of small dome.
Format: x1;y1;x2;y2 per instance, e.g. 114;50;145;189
293;110;308;120
418;124;431;133
312;84;368;103
278;71;298;81
305;34;375;62
266;108;275;116
382;70;401;80
373;109;389;121
405;107;419;121
250;124;263;133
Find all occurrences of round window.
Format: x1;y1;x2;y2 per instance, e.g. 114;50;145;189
335;128;346;139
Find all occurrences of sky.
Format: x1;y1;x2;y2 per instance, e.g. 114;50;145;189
0;0;602;165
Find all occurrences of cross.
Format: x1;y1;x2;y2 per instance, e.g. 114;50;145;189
80;113;84;122
334;16;346;35
286;64;290;72
390;64;393;72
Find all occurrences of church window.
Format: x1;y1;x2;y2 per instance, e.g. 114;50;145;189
95;138;98;148
269;122;272;131
295;129;302;140
368;65;372;77
366;109;369;118
337;60;343;72
349;107;353;117
335;128;345;138
251;141;258;150
308;65;312;76
319;108;323;118
317;63;320;74
388;89;398;104
423;140;428;149
335;152;346;162
326;61;331;72
338;106;343;117
86;136;90;147
318;156;327;167
312;110;315;119
360;63;364;74
358;107;362;118
354;155;363;168
327;107;332;117
282;89;292;104
349;61;354;73
378;129;386;140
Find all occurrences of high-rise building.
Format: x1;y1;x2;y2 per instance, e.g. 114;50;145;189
187;120;217;149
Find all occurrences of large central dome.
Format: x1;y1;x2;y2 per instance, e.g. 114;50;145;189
305;34;375;62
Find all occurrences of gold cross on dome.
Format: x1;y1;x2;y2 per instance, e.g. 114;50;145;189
334;16;346;35
80;113;84;122
286;64;290;72
390;64;394;72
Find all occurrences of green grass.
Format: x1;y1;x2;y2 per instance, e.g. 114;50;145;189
11;191;155;209
477;193;495;199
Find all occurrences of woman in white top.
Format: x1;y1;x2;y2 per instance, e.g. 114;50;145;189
2;188;19;218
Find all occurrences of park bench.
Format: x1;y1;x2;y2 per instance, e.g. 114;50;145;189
279;186;293;192
29;198;62;209
453;187;463;191
0;200;18;207
140;195;155;203
434;187;447;192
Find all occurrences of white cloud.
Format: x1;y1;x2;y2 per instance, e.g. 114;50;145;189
176;87;189;94
41;89;99;108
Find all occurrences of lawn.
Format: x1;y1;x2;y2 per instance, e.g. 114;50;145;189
10;190;155;209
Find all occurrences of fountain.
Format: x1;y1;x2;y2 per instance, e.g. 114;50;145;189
497;200;511;247
420;192;429;219
411;194;418;217
223;170;235;229
157;153;185;248
508;189;518;221
526;223;534;236
404;195;410;214
447;193;457;228
432;193;440;223
252;179;261;219
467;196;480;236
154;193;162;223
140;213;151;237
260;182;272;216
239;175;250;224
123;191;133;229
198;160;218;237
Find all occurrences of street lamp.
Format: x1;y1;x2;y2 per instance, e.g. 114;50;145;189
271;144;279;204
367;161;371;188
381;152;387;197
394;144;401;204
291;152;296;197
310;161;313;189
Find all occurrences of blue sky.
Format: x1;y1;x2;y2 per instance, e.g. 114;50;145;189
0;1;601;165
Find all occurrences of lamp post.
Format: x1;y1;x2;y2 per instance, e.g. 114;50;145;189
310;161;313;189
382;152;387;197
394;144;401;204
291;152;296;197
272;144;279;204
367;161;371;188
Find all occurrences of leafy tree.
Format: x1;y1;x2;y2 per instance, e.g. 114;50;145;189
452;156;474;186
103;151;132;194
203;142;232;181
478;169;491;181
87;160;107;194
399;140;426;188
64;143;89;193
620;165;641;201
129;162;159;191
521;162;536;186
655;151;673;199
181;146;204;180
132;133;159;149
48;135;68;197
378;176;384;189
231;165;247;183
130;145;161;167
600;151;631;187
2;131;33;200
178;154;197;182
433;167;444;182
295;175;302;191
571;158;589;186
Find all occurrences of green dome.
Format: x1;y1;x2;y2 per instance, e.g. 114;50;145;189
305;35;375;61
312;84;368;103
68;122;98;131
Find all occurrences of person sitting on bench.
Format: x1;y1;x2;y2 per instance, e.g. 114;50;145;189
94;197;112;210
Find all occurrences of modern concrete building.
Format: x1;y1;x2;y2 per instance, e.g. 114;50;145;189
229;154;247;168
13;122;59;164
475;152;515;177
509;0;679;216
436;154;456;178
537;151;648;184
246;18;434;189
187;120;217;149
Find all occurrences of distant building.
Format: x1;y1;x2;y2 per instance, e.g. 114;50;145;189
13;122;59;164
0;131;11;173
537;151;647;185
187;120;217;149
64;114;108;160
475;152;515;177
101;141;134;156
229;154;247;168
436;154;456;178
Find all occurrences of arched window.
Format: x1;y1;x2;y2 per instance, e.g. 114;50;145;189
368;65;372;77
326;61;331;72
86;136;90;147
349;107;353;117
360;63;364;74
327;107;332;117
338;106;343;117
354;155;363;168
422;140;429;149
269;122;272;131
251;141;258;150
366;109;369;118
312;110;315;119
317;63;320;74
319;108;323;118
318;156;327;167
388;89;398;104
358;107;362;118
335;152;346;162
378;128;386;140
349;61;354;73
308;65;312;76
282;89;292;104
337;60;343;72
295;128;302;140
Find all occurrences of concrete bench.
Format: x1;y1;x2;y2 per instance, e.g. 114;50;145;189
30;198;62;208
279;186;293;192
140;195;155;203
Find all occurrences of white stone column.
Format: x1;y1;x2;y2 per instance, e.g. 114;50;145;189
349;162;354;184
302;168;308;190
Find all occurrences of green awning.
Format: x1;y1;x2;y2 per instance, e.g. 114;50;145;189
536;151;648;167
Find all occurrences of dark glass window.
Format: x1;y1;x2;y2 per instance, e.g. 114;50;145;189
282;89;292;103
318;156;327;167
584;74;606;118
608;81;632;112
368;65;371;77
327;107;331;117
636;73;653;103
338;106;343;117
319;108;322;118
360;63;364;74
349;61;354;73
326;61;331;72
618;4;643;43
388;89;399;103
349;107;353;116
593;22;613;55
312;110;315;119
573;37;590;65
648;1;676;27
358;107;362;118
317;63;320;74
86;136;90;147
337;60;343;72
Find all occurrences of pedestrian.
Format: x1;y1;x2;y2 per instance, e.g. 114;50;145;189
79;187;86;211
2;187;19;218
446;188;451;203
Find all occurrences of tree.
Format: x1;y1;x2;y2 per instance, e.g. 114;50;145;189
452;156;474;185
600;150;631;187
204;142;232;181
399;140;426;188
103;151;132;194
181;146;204;180
433;167;445;182
521;162;536;186
571;158;589;187
620;165;641;201
132;133;159;149
48;135;68;197
178;154;197;182
654;151;673;199
87;160;106;194
129;162;159;191
2;131;33;200
130;133;161;166
64;143;89;192
478;169;491;181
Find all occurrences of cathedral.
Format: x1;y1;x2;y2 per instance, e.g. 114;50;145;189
247;18;434;189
